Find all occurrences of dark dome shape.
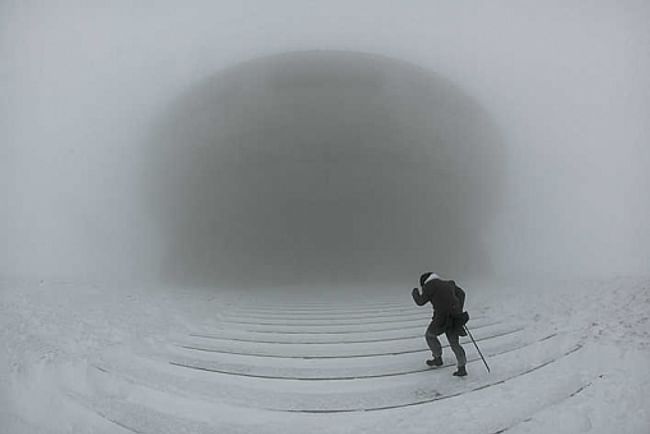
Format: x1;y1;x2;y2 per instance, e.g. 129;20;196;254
143;51;505;289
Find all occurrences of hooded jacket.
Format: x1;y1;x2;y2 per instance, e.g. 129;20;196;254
412;275;466;336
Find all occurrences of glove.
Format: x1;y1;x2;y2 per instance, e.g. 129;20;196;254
412;288;419;297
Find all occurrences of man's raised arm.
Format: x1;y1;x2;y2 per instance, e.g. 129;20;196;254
411;287;428;306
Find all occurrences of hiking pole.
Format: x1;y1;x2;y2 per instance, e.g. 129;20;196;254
464;325;490;373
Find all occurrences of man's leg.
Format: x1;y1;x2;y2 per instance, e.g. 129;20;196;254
425;322;443;366
446;330;467;376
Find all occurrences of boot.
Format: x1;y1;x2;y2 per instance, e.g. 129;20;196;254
426;356;443;367
453;366;467;377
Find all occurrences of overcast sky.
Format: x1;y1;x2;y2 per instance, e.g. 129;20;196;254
2;0;649;288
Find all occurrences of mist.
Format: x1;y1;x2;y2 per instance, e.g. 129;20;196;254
3;0;649;289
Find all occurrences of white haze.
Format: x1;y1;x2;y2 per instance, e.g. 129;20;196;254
2;0;649;288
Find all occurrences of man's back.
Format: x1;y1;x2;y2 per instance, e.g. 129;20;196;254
422;278;463;316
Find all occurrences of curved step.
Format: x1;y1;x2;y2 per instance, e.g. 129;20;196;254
217;309;426;321
204;314;491;334
187;319;501;345
214;313;488;327
225;300;414;312
225;303;421;313
90;333;584;413
176;324;524;359
167;332;556;380
65;390;238;434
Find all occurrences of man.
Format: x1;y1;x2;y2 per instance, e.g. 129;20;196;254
411;272;469;376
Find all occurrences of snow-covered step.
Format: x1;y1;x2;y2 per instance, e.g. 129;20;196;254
164;325;531;371
211;313;491;328
201;314;491;334
89;333;583;412
65;390;243;434
222;303;490;317
224;304;423;314
166;331;555;380
213;314;456;327
217;309;426;321
225;299;413;310
186;318;500;345
176;323;522;359
65;339;595;434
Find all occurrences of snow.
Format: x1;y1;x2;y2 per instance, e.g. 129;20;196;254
1;276;649;433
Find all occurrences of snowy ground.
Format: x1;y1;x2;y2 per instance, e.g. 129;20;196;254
1;276;649;433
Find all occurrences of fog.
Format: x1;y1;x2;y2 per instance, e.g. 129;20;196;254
3;1;649;288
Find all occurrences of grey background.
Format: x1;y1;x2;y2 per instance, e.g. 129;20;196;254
3;1;649;288
144;52;504;287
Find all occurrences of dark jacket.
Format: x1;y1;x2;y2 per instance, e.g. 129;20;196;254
412;278;466;336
